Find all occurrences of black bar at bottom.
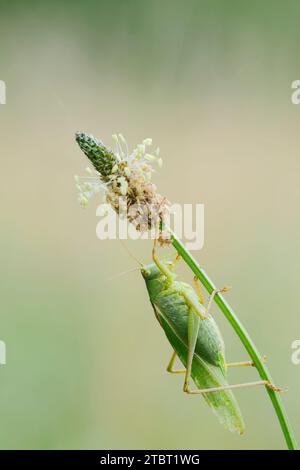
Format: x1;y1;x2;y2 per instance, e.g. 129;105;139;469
0;450;297;466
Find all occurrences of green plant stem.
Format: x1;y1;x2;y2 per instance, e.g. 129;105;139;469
170;229;298;450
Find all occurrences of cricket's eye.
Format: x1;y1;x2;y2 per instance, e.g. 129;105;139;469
141;268;150;278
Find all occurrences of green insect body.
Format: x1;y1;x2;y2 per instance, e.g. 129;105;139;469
142;260;245;435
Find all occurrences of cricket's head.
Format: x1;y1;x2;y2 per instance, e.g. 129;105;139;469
141;260;176;301
141;262;170;300
141;262;162;281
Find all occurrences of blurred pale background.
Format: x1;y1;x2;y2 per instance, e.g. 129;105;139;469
0;0;300;449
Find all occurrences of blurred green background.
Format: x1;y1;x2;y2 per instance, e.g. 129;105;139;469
1;0;300;450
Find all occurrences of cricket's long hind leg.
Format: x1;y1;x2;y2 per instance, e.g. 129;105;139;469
181;308;282;394
166;351;185;374
183;380;284;395
183;308;201;392
226;356;267;368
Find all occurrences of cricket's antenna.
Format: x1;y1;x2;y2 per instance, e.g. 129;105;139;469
107;266;140;281
119;239;143;267
107;241;143;280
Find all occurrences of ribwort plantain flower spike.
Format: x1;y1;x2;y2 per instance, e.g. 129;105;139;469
75;132;117;180
75;132;170;243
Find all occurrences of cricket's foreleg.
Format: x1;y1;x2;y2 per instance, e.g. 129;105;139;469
166;351;185;374
184;380;284;395
183;309;201;392
152;239;174;282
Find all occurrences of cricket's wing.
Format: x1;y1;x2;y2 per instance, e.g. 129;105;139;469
155;304;245;435
195;314;227;376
